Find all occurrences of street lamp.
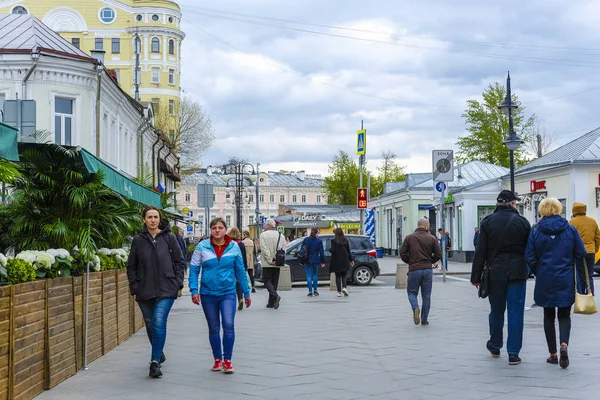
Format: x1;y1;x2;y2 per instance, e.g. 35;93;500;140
499;71;525;193
220;161;257;231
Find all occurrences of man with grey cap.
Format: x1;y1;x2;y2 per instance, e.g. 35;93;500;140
260;219;286;309
471;190;531;366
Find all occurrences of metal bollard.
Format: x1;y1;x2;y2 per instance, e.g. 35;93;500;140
395;263;409;289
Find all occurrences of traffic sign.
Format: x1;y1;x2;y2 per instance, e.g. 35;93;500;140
182;207;190;215
432;150;454;182
277;226;284;234
357;188;368;209
356;129;366;155
186;225;193;232
435;182;446;192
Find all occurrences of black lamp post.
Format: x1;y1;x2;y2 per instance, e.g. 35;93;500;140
499;71;525;193
221;162;256;231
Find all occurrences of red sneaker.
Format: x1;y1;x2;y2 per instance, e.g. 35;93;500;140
211;358;223;371
223;359;234;374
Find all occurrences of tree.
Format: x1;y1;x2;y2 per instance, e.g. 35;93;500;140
370;151;406;197
154;95;215;174
324;150;360;205
527;121;554;158
456;82;537;168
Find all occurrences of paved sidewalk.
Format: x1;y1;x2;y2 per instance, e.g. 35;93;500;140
37;278;600;400
377;255;472;276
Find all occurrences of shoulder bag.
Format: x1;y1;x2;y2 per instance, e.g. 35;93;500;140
574;258;598;314
478;214;517;299
274;233;286;266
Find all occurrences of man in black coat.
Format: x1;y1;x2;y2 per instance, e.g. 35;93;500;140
473;227;480;248
471;190;531;365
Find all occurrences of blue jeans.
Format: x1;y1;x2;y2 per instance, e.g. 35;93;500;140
201;293;237;360
576;253;596;295
488;279;526;355
407;269;433;322
138;298;175;363
305;263;320;293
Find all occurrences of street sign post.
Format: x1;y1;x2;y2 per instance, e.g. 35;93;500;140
356;129;366;155
432;150;454;284
357;188;368;209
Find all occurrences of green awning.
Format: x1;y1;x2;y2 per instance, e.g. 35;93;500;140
81;149;162;209
0;121;20;161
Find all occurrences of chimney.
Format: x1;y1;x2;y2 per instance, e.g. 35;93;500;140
90;50;105;64
297;170;305;181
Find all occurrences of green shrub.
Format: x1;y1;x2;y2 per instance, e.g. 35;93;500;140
98;253;116;271
6;258;36;285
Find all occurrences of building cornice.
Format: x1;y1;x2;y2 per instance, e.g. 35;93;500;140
102;0;182;18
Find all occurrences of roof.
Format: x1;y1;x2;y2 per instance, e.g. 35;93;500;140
0;14;91;60
516;127;600;175
413;161;509;189
182;171;324;188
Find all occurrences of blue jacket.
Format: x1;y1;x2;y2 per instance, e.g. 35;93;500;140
525;215;586;308
303;236;325;265
188;237;250;298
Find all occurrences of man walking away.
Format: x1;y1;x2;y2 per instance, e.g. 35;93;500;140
569;202;600;295
473;227;480;249
400;218;442;326
260;219;286;309
471;190;531;365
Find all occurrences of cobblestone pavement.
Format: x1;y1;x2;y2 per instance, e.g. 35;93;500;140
36;276;600;400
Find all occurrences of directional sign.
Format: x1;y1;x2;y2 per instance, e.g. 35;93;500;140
432;150;454;182
277;226;285;234
356;129;366;155
186;225;193;232
357;188;368;209
182;207;190;215
435;182;446;192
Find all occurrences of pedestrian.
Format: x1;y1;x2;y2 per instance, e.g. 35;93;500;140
173;226;188;274
302;230;308;237
525;198;586;369
242;231;257;293
399;218;442;326
189;217;251;374
329;228;354;297
473;227;480;248
301;227;326;296
471;190;531;365
569;202;600;295
228;227;249;311
260;219;286;309
127;206;185;378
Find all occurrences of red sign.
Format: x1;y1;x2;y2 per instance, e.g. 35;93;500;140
357;188;368;209
530;180;546;192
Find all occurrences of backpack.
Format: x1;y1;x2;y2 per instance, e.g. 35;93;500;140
446;234;452;250
275;233;286;266
296;239;308;265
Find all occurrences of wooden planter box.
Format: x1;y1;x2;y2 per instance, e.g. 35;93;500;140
0;270;143;400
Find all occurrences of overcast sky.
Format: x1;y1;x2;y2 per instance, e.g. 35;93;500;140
177;0;600;177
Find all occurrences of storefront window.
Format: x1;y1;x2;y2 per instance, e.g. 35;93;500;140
477;206;495;226
559;198;567;219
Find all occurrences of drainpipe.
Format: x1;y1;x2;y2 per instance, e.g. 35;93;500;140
165;147;175;205
95;64;102;157
136;119;152;177
156;141;166;190
151;134;161;187
22;51;39;100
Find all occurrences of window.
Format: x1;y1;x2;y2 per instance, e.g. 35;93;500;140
259;194;264;203
169;100;175;115
71;38;80;48
225;215;231;226
151;67;160;84
270;195;274;203
185;193;191;202
151;37;160;53
280;195;285;202
559;198;567;219
95;38;103;50
317;195;321;203
248;194;254;203
249;215;254;225
168;16;174;23
152;14;160;22
55;98;73;146
213;194;216;201
168;39;175;55
211;214;216;221
301;195;307;203
111;38;120;53
136;14;143;22
99;8;116;24
12;6;28;14
168;69;175;85
292;195;297;203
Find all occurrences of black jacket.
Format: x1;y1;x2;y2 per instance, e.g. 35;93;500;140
471;206;531;284
127;224;186;301
329;240;353;273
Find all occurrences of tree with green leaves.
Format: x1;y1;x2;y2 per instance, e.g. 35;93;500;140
324;150;360;205
370;151;406;197
456;82;537;168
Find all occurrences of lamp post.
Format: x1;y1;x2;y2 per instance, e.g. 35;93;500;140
499;71;525;193
221;161;256;231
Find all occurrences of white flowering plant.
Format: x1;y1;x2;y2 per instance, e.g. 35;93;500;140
97;248;128;271
15;250;70;279
0;253;7;281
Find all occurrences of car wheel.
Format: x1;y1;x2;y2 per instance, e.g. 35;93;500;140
353;266;373;286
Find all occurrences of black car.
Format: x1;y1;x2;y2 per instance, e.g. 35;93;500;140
285;235;380;285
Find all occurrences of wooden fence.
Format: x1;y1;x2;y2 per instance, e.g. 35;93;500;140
0;270;143;400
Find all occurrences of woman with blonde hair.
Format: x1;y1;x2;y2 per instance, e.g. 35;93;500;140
525;197;586;369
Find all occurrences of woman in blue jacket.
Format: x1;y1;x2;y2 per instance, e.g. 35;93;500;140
302;227;325;296
189;217;251;374
525;198;586;369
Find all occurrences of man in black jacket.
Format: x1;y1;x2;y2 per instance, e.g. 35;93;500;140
471;190;531;365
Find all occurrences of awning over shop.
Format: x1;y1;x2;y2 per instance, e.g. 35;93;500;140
81;149;162;209
0;121;19;161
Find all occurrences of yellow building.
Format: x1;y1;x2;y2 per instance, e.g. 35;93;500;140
0;0;184;140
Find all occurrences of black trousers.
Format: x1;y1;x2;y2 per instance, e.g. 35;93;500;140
543;307;571;354
263;268;280;306
334;271;347;292
248;269;255;288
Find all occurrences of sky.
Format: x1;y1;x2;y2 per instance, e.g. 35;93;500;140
177;0;600;177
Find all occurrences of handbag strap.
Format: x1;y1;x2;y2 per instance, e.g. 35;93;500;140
574;258;591;293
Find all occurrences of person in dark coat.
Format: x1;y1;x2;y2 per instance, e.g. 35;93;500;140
228;227;248;311
473;227;480;248
525;198;586;369
127;206;185;378
302;227;326;296
329;228;354;297
471;190;531;366
172;226;188;273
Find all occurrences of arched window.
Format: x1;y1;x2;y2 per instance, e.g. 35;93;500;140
151;37;160;53
168;39;175;55
12;6;28;14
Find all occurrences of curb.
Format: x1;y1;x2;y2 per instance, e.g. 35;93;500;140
380;272;470;277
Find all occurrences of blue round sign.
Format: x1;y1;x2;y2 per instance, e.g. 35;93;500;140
186;225;193;232
435;182;446;192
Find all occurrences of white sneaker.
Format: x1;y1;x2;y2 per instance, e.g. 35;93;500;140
337;293;342;297
342;288;349;296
